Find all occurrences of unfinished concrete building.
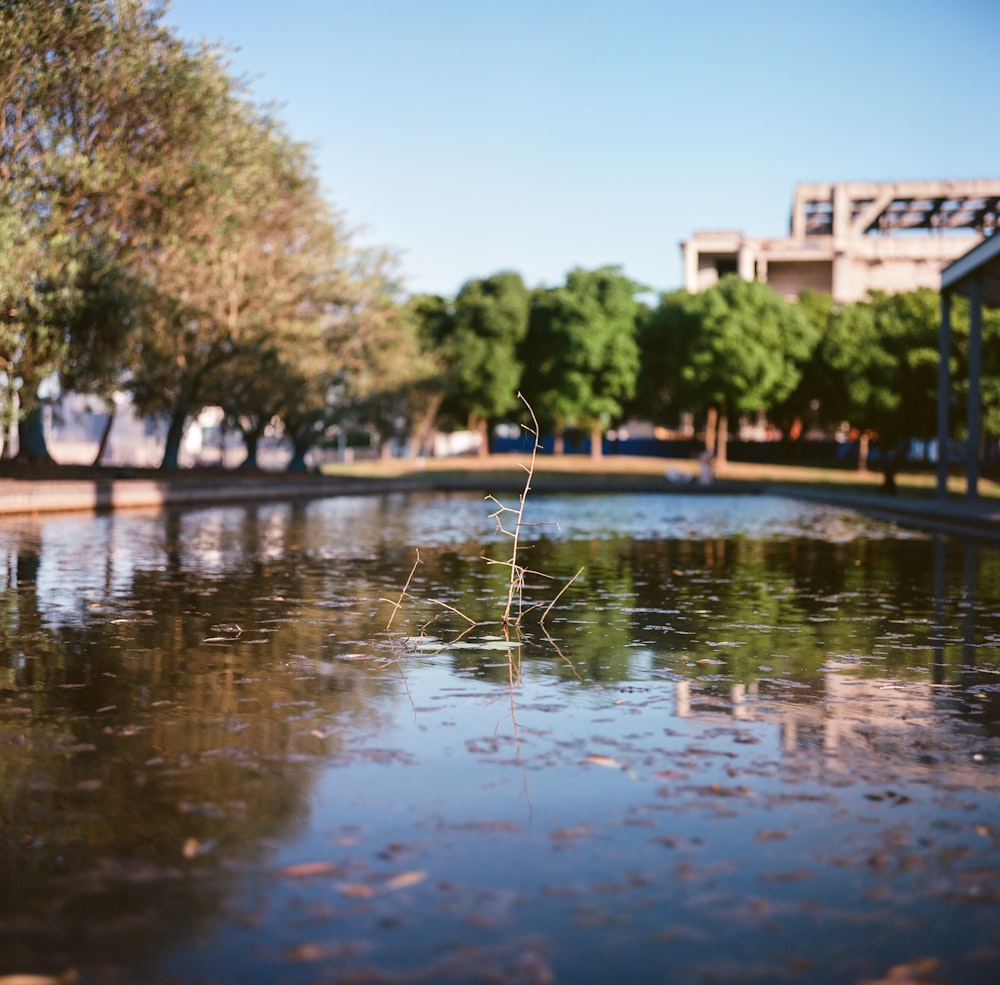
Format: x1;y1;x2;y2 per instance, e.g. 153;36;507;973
682;179;1000;303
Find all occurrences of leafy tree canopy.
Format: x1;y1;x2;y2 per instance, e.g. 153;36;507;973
437;271;529;447
682;275;818;416
523;265;644;443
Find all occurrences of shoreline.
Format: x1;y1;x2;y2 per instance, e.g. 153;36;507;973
1;460;998;541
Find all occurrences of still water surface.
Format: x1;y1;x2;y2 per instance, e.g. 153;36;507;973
1;492;999;984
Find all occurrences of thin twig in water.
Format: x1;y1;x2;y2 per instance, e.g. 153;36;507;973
540;567;584;627
426;597;477;625
484;391;543;627
385;549;422;632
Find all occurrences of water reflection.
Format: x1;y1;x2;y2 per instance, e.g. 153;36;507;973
0;493;998;984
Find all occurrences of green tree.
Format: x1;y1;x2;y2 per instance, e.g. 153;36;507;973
266;244;405;472
818;288;941;468
522;266;643;457
768;289;834;443
398;293;454;454
676;276;818;466
634;287;703;432
438;271;530;455
342;283;445;460
0;0;209;462
126;72;324;468
976;305;1000;446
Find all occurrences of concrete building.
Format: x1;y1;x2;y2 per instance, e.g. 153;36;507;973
682;179;1000;303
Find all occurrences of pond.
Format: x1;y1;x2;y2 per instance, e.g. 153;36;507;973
1;491;999;985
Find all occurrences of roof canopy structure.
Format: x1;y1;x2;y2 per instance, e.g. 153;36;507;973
795;179;1000;239
941;231;1000;307
937;232;1000;499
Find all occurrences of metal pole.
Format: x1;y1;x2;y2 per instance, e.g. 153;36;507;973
936;291;952;498
967;277;983;499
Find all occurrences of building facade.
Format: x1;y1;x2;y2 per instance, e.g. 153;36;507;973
682;179;1000;303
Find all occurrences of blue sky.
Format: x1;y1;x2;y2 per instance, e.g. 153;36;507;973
165;0;1000;299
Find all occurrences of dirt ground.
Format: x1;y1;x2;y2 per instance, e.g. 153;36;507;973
0;451;994;500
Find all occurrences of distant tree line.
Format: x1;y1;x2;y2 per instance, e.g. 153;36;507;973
2;1;995;470
407;273;997;468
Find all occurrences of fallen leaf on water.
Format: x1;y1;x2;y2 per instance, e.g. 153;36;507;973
855;955;942;984
583;755;621;769
386;870;428;891
336;882;377;898
274;861;339;879
283;941;372;963
283;943;334;963
182;838;215;859
0;974;77;985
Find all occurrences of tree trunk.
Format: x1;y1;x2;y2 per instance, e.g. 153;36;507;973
715;404;729;469
0;379;17;459
553;424;565;456
91;401;116;466
590;421;603;460
704;405;718;457
409;394;443;458
286;434;310;471
474;416;489;458
16;407;55;465
858;431;870;471
160;407;188;470
239;426;261;469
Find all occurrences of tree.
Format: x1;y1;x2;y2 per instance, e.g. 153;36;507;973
634;288;703;431
675;276;818;466
398;293;454;455
818;288;943;469
0;0;207;462
437;271;530;455
522;266;643;457
974;305;1000;453
261;244;408;472
341;286;444;460
768;289;834;443
124;63;349;469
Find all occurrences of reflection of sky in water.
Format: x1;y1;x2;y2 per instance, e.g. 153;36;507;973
515;492;924;543
299;492;924;550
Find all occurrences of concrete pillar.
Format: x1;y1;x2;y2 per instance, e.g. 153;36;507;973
967;277;982;499
682;241;699;293
737;242;755;282
831;184;851;246
937;292;952;498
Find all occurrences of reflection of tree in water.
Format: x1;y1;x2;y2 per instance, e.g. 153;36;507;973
453;529;1000;737
0;505;399;976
